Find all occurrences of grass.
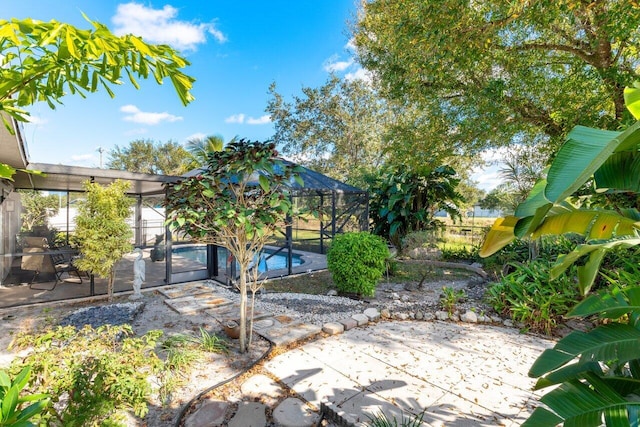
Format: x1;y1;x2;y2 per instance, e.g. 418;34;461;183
262;261;476;295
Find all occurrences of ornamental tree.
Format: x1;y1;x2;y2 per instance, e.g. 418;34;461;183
0;14;195;179
165;140;303;353
74;180;133;302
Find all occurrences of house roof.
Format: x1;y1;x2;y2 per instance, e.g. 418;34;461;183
12;163;180;195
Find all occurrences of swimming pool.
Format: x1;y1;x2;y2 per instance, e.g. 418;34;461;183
172;245;303;273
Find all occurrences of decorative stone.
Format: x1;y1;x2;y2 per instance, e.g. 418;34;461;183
461;311;478;323
326;290;338;296
423;312;435;321
435;311;449;321
363;308;380;321
351;313;369;326
401;295;411;302
503;319;514;327
339;318;358;331
184;399;228;427
415;311;424;320
395;312;409;321
322;322;344;335
390;292;400;300
380;308;391;319
240;374;282;406
273;397;319;427
490;315;502;323
227;401;267;427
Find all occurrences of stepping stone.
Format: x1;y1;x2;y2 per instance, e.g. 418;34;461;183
273;397;319;427
240;374;283;406
322;322;344;335
196;294;233;310
164;296;200;314
252;317;282;331
158;283;212;299
351;313;369;326
184;399;228;427
228;401;267;427
259;322;322;347
205;303;270;324
364;308;381;321
339;318;358;331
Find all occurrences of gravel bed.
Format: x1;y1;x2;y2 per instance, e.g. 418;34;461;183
59;301;146;329
207;282;369;324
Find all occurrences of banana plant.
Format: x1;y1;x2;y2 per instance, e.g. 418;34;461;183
481;83;640;295
480;84;640;426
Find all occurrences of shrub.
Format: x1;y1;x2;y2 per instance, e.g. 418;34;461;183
0;366;49;426
486;261;579;335
327;232;390;297
9;324;163;426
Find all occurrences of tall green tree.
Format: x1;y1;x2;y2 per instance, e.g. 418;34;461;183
165;140;303;353
18;190;59;232
353;0;640;158
184;134;226;167
107;139;192;175
74;180;133;302
267;75;391;186
0;15;194;179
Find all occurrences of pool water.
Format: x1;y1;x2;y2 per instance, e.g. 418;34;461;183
172;246;302;273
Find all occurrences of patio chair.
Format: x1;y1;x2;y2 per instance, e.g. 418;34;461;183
50;248;83;287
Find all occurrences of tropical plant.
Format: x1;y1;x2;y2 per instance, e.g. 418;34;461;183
9;325;163;426
486;261;579;335
73;180;133;301
440;286;466;316
165;139;303;353
366;165;464;250
0;15;194;180
0;367;49;427
366;409;425;427
17;191;59;233
480;84;640;425
327;232;390;297
184;134;227;167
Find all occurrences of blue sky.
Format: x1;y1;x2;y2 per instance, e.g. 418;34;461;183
5;1;362;168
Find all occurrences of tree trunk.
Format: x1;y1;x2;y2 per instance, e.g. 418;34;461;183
107;269;115;302
238;261;248;353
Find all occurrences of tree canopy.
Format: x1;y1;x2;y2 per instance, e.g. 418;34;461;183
107;139;193;175
0;15;194;179
267;76;391;185
353;0;640;157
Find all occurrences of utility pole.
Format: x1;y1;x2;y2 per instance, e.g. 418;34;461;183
97;147;104;168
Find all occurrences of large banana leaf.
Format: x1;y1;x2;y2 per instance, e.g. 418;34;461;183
524;374;640;427
569;285;640;324
478;216;518;257
624;83;640;120
595;151;640;193
529;324;640;378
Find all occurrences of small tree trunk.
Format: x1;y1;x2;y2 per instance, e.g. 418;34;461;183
238;262;248;353
107;269;116;302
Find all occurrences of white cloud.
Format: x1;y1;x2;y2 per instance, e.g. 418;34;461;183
225;114;271;125
246;115;271;125
345;67;372;82
323;55;354;73
120;104;183;125
225;113;245;124
112;2;226;51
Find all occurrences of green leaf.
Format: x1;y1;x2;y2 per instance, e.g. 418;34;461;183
258;174;270;192
479;216;518;257
624;83;640;120
0;163;16;180
569;285;640;320
522;407;564;427
2;385;19;421
529;324;640;378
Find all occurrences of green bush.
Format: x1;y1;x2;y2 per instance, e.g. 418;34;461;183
486;260;579;335
0;366;49;426
327;232;390;296
10;324;163;426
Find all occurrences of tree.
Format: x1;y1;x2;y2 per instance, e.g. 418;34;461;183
353;0;640;159
18;190;59;232
74;180;133;302
107;139;192;175
480;84;640;425
165;140;303;353
267;75;391;186
184;134;226;167
0;15;194;179
366;165;464;250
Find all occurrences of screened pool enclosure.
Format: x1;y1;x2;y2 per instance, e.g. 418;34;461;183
0;124;368;307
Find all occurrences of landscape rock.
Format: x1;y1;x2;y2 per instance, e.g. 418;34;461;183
273;397;319;427
363;308;380;321
423;312;435;321
503;319;514;327
351;313;369;326
322;322;344;335
326;290;338;296
461;311;478;323
227;401;267;427
380;308;391;319
415;311;424;320
339;318;358;331
395;312;409;321
184;399;228;427
435;311;450;321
